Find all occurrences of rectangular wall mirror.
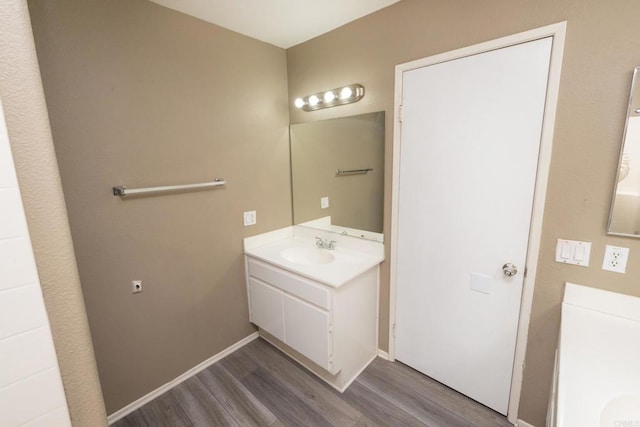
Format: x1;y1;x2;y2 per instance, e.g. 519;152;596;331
609;66;640;237
290;111;385;242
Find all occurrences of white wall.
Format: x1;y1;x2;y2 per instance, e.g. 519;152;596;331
0;99;71;426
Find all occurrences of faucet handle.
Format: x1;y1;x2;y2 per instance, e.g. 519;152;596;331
315;237;323;248
328;240;337;250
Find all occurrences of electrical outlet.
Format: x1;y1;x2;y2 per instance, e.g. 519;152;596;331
243;210;256;226
602;245;629;274
132;280;142;293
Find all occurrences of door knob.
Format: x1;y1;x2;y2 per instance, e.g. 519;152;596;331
502;263;518;277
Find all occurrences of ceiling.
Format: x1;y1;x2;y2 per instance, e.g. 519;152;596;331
148;0;401;48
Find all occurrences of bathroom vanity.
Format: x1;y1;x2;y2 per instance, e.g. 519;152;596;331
243;226;384;392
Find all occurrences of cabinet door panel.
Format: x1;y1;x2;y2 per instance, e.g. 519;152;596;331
249;278;284;342
247;259;331;310
283;295;331;371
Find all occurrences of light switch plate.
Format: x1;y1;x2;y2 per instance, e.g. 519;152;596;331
320;197;329;209
243;210;256;226
555;239;591;267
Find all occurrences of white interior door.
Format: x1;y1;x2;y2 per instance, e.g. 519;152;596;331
395;37;553;415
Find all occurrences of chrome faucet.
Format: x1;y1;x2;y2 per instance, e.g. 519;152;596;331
315;237;336;250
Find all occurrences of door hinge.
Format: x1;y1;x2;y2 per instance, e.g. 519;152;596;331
524;266;528;278
392;323;397;338
397;104;403;123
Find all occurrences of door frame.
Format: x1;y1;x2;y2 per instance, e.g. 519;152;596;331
389;22;566;423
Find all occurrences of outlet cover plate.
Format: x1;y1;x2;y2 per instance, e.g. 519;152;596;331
602;245;629;273
132;280;142;293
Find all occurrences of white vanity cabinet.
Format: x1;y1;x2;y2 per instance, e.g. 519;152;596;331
246;258;333;372
244;255;379;392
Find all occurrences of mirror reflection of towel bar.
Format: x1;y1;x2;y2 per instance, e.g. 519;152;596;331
112;178;225;196
335;168;373;176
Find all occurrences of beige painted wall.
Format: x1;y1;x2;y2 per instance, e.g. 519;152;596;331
291;112;385;232
28;0;291;414
0;1;107;425
287;0;640;424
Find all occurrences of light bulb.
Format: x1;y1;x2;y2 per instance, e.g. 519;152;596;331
323;91;336;103
294;98;305;108
340;87;353;100
308;95;320;106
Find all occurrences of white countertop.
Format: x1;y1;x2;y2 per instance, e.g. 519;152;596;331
243;227;384;287
556;283;640;427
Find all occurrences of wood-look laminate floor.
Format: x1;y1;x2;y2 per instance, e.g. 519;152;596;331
113;338;512;427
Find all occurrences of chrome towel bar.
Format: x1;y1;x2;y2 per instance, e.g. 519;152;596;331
335;168;373;176
113;178;225;196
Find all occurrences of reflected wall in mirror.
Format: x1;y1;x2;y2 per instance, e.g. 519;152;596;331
290;111;385;242
609;67;640;236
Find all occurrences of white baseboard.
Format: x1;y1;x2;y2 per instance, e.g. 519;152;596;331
107;332;259;425
377;349;390;360
516;419;537;427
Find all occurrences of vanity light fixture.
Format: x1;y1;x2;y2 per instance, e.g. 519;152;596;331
294;84;365;112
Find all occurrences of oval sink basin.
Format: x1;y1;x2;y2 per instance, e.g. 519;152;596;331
600;395;640;427
280;247;335;266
